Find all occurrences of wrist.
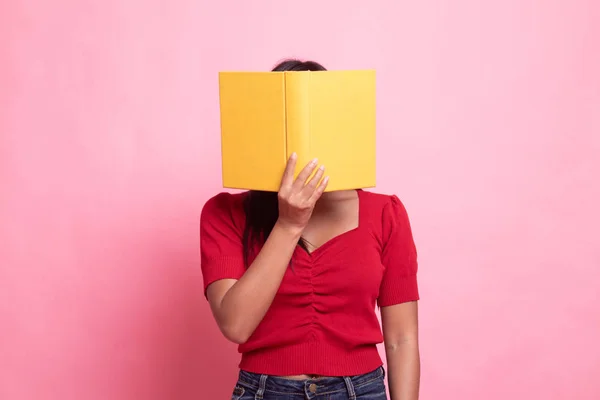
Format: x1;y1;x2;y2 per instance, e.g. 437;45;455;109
273;219;304;240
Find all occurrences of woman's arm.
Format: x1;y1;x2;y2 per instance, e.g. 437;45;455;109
206;221;301;344
206;155;328;344
381;301;420;400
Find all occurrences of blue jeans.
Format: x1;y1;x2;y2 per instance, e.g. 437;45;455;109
231;366;387;400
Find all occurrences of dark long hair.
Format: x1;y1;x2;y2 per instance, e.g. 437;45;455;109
242;59;327;267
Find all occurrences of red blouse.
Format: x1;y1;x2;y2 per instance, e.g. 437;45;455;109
200;189;419;376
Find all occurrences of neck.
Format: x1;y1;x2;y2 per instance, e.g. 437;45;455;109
318;189;358;203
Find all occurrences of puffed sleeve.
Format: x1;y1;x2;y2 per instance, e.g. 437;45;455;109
200;193;246;294
378;195;420;307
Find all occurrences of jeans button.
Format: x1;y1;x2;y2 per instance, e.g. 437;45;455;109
309;383;317;393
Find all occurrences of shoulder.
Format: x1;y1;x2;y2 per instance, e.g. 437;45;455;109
360;189;407;214
360;190;412;236
202;191;247;213
200;191;248;230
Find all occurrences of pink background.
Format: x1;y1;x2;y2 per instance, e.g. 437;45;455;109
1;0;599;399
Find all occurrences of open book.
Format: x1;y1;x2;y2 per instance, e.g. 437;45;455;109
218;70;376;192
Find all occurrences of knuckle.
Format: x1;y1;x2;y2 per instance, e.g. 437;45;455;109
299;202;312;211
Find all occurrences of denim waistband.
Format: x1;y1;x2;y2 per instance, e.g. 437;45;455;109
237;366;385;398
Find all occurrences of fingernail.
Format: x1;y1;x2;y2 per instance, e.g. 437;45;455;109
291;152;297;159
319;165;325;171
324;176;330;183
311;158;318;165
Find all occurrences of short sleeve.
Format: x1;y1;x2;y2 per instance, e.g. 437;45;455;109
378;195;419;307
200;192;246;295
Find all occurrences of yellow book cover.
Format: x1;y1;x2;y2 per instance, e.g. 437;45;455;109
218;70;376;192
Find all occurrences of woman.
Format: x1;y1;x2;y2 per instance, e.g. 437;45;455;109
201;59;420;400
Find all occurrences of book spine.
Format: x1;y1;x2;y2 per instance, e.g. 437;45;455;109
284;72;311;176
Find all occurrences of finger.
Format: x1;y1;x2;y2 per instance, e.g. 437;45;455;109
302;165;325;194
308;176;329;203
280;153;297;190
293;158;319;191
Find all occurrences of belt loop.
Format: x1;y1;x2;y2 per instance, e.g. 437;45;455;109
255;374;268;400
343;376;356;400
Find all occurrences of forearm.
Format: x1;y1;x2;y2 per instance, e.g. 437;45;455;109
386;340;420;400
217;221;301;341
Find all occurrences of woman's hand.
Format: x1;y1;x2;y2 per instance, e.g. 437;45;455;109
277;153;328;233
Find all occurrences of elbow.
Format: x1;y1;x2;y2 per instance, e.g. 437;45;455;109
220;324;251;345
384;333;419;353
225;331;250;345
213;301;254;344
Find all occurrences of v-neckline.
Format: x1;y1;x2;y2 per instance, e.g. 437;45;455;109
297;189;363;258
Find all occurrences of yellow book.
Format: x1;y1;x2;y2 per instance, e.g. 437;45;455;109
218;70;376;192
